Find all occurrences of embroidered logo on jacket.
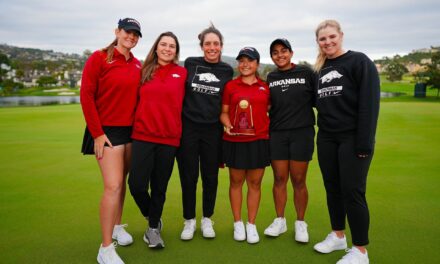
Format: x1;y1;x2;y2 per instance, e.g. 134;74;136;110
172;74;181;78
320;70;343;83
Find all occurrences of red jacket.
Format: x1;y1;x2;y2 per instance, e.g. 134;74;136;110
80;49;141;138
222;77;270;142
132;63;187;147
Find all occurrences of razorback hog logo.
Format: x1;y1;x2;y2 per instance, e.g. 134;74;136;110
196;73;220;83
320;70;343;83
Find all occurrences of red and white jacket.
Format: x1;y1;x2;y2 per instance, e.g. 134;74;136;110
132;63;187;147
80;49;141;138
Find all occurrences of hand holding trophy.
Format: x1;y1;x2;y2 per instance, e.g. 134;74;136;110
230;97;256;136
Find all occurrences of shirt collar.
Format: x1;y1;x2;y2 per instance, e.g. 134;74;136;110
113;48;134;61
236;76;266;86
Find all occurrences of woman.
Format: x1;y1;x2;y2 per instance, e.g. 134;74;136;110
80;18;142;264
312;20;380;264
220;47;270;244
264;38;315;243
128;32;187;249
177;23;233;240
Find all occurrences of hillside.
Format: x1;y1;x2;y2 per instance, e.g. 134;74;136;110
0;43;82;62
374;46;439;65
0;43;275;73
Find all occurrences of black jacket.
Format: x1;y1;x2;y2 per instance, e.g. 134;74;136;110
316;51;380;155
182;57;233;124
267;64;316;131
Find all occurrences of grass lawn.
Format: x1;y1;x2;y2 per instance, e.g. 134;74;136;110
0;101;439;263
380;78;439;98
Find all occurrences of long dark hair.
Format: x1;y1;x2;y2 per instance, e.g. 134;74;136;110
141;31;180;84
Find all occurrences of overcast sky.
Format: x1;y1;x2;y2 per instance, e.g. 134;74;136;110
0;0;439;64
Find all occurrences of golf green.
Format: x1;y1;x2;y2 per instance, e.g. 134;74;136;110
0;102;438;263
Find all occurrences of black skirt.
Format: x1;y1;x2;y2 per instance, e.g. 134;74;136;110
81;126;133;155
222;139;270;169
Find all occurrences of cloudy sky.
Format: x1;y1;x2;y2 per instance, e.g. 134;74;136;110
0;0;439;63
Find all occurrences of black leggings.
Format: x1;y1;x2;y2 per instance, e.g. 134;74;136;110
129;140;176;228
176;119;221;220
317;131;373;246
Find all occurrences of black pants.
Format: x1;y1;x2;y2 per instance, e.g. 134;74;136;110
129;140;176;228
317;131;373;246
176;118;221;220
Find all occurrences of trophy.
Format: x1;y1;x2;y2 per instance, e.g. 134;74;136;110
230;97;256;136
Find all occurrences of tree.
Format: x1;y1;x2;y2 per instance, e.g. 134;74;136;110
80;49;92;68
425;49;440;98
0;52;10;65
37;76;57;87
16;69;24;78
298;60;313;69
0;79;23;96
0;52;10;82
32;60;47;71
384;59;408;82
259;65;276;80
83;49;92;58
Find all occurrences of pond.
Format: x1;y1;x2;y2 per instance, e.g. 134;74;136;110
0;92;405;107
0;96;80;107
380;92;406;98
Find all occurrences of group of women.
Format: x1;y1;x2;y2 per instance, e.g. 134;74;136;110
81;18;380;264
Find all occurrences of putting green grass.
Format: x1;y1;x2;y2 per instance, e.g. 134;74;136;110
0;102;439;263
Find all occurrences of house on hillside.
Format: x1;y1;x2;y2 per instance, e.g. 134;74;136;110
421;58;432;64
406;62;425;74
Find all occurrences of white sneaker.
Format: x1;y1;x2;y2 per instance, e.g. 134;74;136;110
201;217;216;238
97;242;124;264
336;247;369;264
264;217;287;237
180;218;196;240
314;232;347;253
112;224;133;246
246;222;260;244
233;221;246;241
294;220;309;243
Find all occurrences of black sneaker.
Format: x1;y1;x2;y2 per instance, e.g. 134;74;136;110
143;228;164;248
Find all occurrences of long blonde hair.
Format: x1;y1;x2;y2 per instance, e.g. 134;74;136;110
141;32;180;84
313;19;342;72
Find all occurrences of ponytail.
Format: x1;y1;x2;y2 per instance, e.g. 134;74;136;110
101;38;118;63
313;49;327;72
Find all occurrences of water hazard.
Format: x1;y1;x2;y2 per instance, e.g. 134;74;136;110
0;93;405;107
0;96;80;107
